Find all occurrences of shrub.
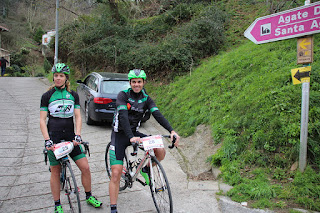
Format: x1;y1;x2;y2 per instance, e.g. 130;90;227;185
33;26;45;44
58;2;226;78
43;58;52;73
6;64;21;76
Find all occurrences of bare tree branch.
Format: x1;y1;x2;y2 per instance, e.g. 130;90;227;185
60;6;79;16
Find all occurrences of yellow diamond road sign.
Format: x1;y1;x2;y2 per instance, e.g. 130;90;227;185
291;66;311;85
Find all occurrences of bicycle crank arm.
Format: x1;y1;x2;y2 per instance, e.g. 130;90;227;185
136;178;148;186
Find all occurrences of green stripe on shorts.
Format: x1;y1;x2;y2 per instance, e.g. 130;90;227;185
109;150;123;166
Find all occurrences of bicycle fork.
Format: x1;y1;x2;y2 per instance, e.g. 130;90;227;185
149;156;167;193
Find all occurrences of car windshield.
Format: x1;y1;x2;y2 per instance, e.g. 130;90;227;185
101;80;130;94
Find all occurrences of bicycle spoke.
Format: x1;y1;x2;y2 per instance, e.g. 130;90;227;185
149;157;173;213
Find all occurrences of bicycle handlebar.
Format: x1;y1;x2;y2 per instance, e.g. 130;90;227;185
43;141;90;165
164;135;177;149
130;135;177;156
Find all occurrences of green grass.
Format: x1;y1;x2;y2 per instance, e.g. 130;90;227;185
146;33;320;211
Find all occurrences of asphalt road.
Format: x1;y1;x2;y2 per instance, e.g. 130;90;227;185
0;77;222;213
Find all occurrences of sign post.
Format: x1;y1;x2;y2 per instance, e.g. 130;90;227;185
244;1;317;172
299;76;310;172
298;1;312;173
290;65;311;172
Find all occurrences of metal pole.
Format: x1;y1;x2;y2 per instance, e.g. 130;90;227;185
299;0;311;172
54;0;59;65
299;80;310;172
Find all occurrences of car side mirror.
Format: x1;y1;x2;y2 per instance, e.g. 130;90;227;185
76;80;83;84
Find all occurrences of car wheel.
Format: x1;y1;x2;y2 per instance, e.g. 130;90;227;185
85;102;95;125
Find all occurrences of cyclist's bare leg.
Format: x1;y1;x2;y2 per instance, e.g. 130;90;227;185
75;157;92;192
144;148;166;170
50;165;61;201
154;147;166;162
109;164;123;205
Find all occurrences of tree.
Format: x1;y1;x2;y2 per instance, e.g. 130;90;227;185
97;0;122;22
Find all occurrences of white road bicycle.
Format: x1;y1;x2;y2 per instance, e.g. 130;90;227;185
43;141;90;213
105;135;176;213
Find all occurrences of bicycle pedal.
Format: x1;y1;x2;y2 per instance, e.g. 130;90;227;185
155;186;165;192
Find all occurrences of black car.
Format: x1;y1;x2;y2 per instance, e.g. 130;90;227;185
76;72;150;125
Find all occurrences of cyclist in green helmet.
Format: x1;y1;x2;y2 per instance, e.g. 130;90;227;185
108;69;180;213
40;63;102;213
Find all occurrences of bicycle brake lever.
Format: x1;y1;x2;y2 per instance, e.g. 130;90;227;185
131;142;138;156
82;142;90;157
43;148;48;165
168;135;177;149
86;146;90;157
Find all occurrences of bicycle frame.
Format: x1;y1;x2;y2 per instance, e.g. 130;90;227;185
125;134;174;188
126;147;154;187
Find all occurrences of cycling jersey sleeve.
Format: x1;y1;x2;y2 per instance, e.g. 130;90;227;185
152;110;174;133
71;90;81;109
117;91;134;139
40;93;49;111
40;90;52;111
147;97;173;133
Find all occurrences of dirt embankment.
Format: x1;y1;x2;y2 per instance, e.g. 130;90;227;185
147;117;221;180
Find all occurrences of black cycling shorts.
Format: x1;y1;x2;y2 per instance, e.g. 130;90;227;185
109;130;147;166
48;131;85;166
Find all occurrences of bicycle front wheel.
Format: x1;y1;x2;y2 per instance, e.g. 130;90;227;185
64;161;81;213
105;142;129;191
149;157;173;213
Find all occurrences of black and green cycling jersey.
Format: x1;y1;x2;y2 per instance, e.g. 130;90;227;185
113;88;173;139
40;87;80;132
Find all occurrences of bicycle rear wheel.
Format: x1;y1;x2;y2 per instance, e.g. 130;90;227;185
64;161;81;213
105;142;129;191
149;157;173;213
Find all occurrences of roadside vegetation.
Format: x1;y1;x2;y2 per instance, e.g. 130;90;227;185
148;34;320;211
1;0;319;211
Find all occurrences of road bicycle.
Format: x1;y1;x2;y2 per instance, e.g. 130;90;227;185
43;141;90;213
105;134;176;213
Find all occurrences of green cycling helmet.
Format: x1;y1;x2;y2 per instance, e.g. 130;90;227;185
128;69;146;81
52;63;70;75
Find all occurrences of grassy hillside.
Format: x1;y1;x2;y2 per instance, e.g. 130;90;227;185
147;35;320;211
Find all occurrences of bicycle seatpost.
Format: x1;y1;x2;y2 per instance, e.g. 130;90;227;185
131;142;138;156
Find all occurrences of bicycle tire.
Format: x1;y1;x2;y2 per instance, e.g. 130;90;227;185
149;156;173;213
65;161;81;213
105;142;129;191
